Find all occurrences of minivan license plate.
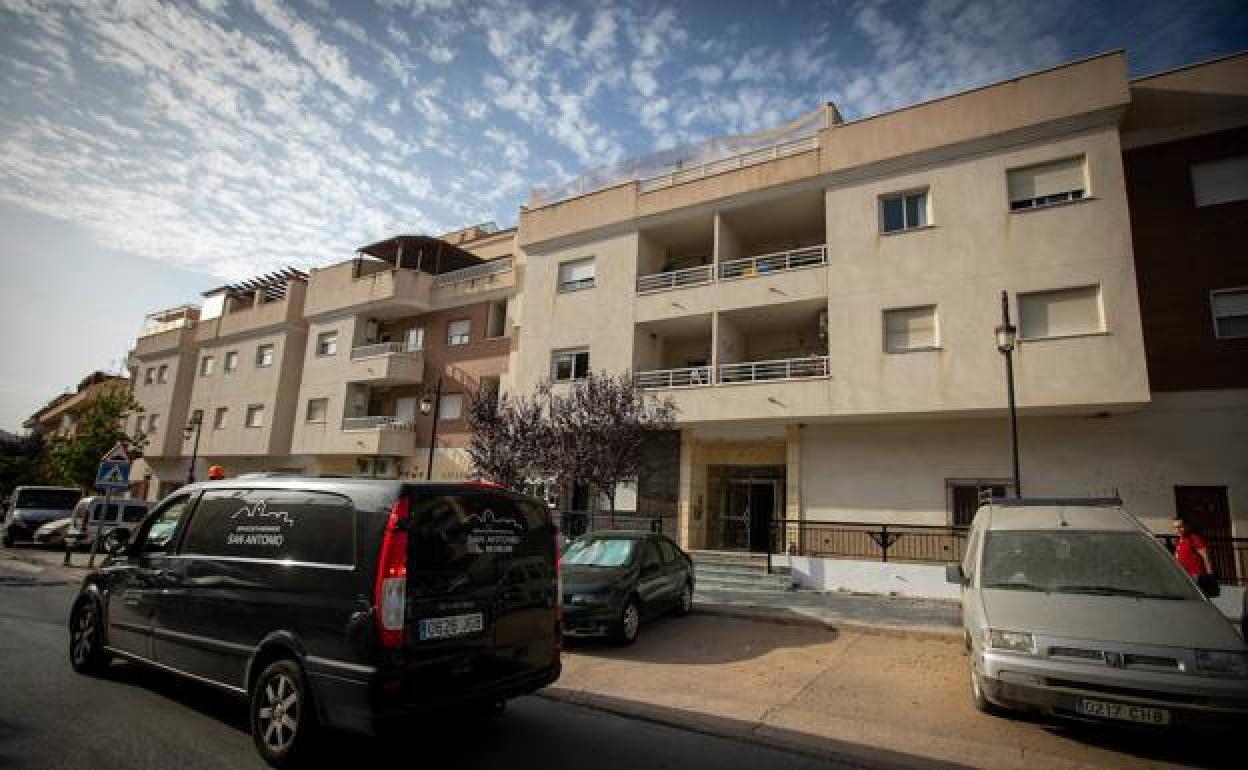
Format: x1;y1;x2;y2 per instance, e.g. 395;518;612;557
1076;698;1169;725
418;612;484;641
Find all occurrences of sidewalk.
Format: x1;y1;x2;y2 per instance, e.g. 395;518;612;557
550;613;1231;770
695;586;962;639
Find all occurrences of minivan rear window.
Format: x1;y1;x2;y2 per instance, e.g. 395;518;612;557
181;489;355;565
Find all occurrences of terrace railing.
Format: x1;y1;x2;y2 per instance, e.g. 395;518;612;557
341;416;414;431
719;245;827;280
636;264;714;293
718;356;829;384
349;342;405;360
634;366;713;389
432;256;513;288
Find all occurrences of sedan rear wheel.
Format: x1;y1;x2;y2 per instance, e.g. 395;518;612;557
614;598;641;646
674;581;693;617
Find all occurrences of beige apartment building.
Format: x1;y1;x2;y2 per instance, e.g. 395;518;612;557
126;225;520;498
512;51;1248;551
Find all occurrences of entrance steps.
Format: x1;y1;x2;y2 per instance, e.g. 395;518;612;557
691;551;797;594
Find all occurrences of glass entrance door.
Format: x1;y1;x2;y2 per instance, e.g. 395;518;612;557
718;479;779;552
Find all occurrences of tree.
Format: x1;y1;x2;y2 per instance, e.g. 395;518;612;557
464;382;550;490
0;430;53;500
548;371;676;517
46;389;145;491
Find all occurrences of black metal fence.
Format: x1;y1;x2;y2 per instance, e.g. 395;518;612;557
559;511;677;539
769;519;969;564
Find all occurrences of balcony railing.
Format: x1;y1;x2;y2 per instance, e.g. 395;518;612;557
635;366;713;389
719;245;827;280
718;356;829;384
350;342;406;360
432;256;514;288
341;416;415;431
636;264;714;293
638;135;819;193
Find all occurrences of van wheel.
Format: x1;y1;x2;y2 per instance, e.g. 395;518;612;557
251;659;317;768
673;581;693;617
613;598;641;645
69;600;110;675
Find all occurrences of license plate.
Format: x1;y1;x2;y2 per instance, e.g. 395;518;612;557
1076;698;1170;725
418;612;484;641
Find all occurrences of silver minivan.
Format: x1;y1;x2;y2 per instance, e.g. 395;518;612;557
948;497;1248;729
68;496;151;548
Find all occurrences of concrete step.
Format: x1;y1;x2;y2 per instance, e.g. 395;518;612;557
694;563;788;579
694;568;794;586
690;550;770;572
696;575;796;592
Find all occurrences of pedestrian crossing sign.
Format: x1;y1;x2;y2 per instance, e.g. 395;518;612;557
95;443;132;492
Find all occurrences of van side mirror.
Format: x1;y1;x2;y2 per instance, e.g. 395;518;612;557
946;563;968;586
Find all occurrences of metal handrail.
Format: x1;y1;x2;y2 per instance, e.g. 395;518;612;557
718;356;829;384
636;264;713;293
639;135;818;193
432;256;514;287
341;416;414;431
719;245;827;280
634;366;713;389
349;342;407;360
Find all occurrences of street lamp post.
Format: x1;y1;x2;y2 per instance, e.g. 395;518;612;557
419;376;443;481
183;412;203;485
995;290;1021;497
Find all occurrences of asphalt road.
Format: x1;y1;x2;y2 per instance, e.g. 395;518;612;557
0;559;851;770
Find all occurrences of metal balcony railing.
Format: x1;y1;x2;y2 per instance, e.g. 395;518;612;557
638;135;818;193
349;342;406;360
718;356;829;384
636;264;714;293
432;256;513;288
341;416;414;431
719;245;827;280
634;366;713;389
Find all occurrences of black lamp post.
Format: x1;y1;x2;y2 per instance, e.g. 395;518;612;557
419;376;443;481
183;412;203;485
995;290;1021;498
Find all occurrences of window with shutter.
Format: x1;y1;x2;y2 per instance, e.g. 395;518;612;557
447;319;471;346
1191;156;1248;207
1008;156;1087;210
883;306;938;352
1211;288;1248;339
1018;285;1103;339
558;257;596;292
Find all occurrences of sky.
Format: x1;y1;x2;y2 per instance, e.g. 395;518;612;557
1;0;1246;432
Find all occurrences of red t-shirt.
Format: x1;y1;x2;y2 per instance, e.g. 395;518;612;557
1176;533;1208;577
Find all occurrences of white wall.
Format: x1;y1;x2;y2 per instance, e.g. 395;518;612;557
772;554;961;599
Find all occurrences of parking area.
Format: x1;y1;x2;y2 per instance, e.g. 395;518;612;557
555;613;1241;770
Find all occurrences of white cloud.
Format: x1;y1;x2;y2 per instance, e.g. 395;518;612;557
462;97;488;120
248;0;377;101
426;42;455;63
332;18;368;44
387;22;411;45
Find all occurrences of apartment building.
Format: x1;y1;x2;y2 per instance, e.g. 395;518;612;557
126;226;519;497
25;371;129;439
512;51;1248;552
291;225;518;480
1118;53;1248;555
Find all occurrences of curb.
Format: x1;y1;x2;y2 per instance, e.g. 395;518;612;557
0;548;89;574
693;602;963;642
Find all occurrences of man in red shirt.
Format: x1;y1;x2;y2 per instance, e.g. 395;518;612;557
1173;516;1215;589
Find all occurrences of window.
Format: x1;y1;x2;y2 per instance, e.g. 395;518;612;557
199;356;214;377
316;331;338;356
147;413;160;432
245;404;265;428
180;489;355;565
883;305;938;352
438;393;463;421
157;365;168;384
658;538;679;564
144;368;155;385
1211;288;1248;339
405;326;425;351
479;375;501;396
190;409;204;429
880;190;928;233
552;349;590;382
1191;155;1248;207
224;351;238;372
134;415;144;434
1008;156;1086;211
141;495;191;555
447;319;471;346
487;300;507;338
558;257;596;292
306;398;328;422
122;505;147;523
641;541;662;571
255;344;274;367
1018;285;1103;340
213;407;227;429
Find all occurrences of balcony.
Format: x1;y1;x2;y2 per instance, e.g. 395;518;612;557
718;245;827;280
633;315;713;389
635;366;713;388
346;343;424;385
431;257;517;307
718;356;829;384
305;260;434;319
637;265;713;293
334;415;416;455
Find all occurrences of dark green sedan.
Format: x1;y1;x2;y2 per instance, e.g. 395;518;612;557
560;531;695;644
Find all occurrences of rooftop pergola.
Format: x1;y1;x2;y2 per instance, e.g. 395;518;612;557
203;267;308;303
356;234;483;275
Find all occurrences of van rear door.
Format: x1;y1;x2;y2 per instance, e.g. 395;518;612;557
402;490;557;692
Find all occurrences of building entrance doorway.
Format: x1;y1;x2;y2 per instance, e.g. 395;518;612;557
705;465;785;552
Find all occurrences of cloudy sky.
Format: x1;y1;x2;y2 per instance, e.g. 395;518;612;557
1;0;1246;431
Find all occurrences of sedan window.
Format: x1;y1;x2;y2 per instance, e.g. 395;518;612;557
563;538;636;567
981;530;1200;600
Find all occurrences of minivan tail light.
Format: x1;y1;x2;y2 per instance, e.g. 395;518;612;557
374;497;410;650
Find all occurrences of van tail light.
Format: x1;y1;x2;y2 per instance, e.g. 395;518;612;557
374;497;410;650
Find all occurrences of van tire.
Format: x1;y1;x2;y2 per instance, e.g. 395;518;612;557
250;659;318;768
69;599;110;675
969;667;1002;716
613;597;641;645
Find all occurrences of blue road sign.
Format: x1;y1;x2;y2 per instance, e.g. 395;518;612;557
95;460;130;492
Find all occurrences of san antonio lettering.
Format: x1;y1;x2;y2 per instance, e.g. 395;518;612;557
227;531;285;547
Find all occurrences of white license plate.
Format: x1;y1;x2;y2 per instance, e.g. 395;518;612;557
1076;698;1170;725
418;612;484;641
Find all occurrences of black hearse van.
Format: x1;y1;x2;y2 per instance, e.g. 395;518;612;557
68;479;561;767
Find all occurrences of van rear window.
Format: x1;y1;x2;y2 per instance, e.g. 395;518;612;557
181;489;355;565
408;494;549;594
